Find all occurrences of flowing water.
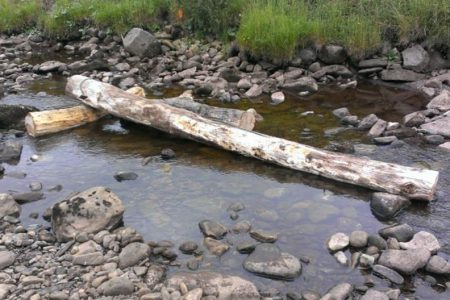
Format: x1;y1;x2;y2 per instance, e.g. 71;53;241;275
1;77;449;299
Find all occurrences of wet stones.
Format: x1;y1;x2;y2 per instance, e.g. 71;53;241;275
349;230;368;248
198;220;227;240
327;233;349;251
243;243;301;280
426;255;450;275
0;140;22;163
203;238;229;256
398;231;440;253
370;192;410;219
0;194;20;218
51;186;125;242
119;242;150;269
378;248;431;275
249;229;278;243
378;224;414;242
372;264;404;285
12;191;44;204
113;171;138;182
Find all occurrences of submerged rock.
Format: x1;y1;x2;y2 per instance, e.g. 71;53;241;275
372;264;404;285
199;220;227;239
243;243;301;280
370;192;410;219
113;171;138;182
0;141;22;163
12;192;44;204
51;186;125;242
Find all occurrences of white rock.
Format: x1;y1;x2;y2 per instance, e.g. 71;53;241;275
328;233;350;251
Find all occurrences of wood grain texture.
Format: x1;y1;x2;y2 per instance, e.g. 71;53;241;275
66;75;439;201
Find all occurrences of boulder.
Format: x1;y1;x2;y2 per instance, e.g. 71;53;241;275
370;192;410;219
0;141;22;163
380;69;426;82
427;90;450;112
0;194;20;218
421;117;450;137
123;28;161;58
426;255;450;275
403;111;426;127
378;224;414;242
0;104;37;129
51;187;125;242
167;272;260;300
282;76;318;92
243;243;301;280
402;45;430;72
378;248;431;274
318;45;347;64
399;231;440;253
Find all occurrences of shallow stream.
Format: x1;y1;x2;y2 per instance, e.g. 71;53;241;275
1;77;449;299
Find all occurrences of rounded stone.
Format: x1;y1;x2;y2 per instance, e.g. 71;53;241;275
349;230;368;248
327;233;350;251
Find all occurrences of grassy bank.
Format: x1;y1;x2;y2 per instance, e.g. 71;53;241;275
0;0;449;60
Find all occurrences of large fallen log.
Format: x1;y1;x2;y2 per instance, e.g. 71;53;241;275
66;75;439;201
26;88;257;137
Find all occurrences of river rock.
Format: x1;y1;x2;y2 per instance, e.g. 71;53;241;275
425;135;445;145
403;111;426;127
51;186;125;242
0;140;22;163
199;220;227;239
271;91;285;104
283;76;318;92
72;252;104;266
358;114;378;130
378;223;414;242
372;264;404;285
320;283;352;300
370;192;410;219
402;45;430;72
349;230;368;248
167;272;260;299
380;69;426;82
145;264;166;289
332;107;350;119
360;289;389;300
99;277;134;296
373;136;397;145
334;251;348;265
420;116;450;138
312;65;352;79
0;104;37;129
426;255;450;274
439;142;450;150
204;238;229;256
119;242;150;269
179;241;198;254
0;251;15;270
358;58;388;68
113;171;138;182
427;90;450;111
399;231;440;253
0;194;20;218
378;248;431;274
243;243;301;280
249;229;278;243
123;28;161;58
368;235;387;250
368;119;387;137
318;45;347;64
245;84;263;98
39;61;66;73
327;233;349;251
12;191;44;204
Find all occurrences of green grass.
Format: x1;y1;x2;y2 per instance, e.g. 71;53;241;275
0;0;41;33
0;0;449;61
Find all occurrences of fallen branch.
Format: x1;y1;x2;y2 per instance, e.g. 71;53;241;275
66;75;439;201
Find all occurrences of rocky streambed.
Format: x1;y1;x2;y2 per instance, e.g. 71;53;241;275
1;28;450;300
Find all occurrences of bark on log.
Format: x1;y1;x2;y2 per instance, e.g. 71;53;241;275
26;88;257;137
66;75;439;201
25;105;106;137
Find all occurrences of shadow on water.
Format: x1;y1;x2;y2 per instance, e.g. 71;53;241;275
1;78;449;298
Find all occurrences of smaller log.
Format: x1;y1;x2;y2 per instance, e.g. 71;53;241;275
25;105;106;137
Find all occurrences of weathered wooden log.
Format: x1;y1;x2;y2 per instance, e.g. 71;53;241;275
25;87;258;137
25;105;106;137
66;75;439;201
